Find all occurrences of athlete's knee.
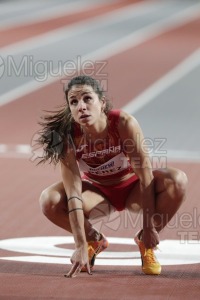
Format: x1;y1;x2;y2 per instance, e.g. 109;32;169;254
39;189;51;215
39;188;60;217
171;169;188;201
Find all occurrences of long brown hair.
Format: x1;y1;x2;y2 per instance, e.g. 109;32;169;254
34;75;112;165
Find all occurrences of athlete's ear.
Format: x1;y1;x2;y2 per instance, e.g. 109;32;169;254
100;96;106;111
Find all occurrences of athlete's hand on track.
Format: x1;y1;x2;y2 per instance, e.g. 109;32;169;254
142;227;159;249
65;243;92;278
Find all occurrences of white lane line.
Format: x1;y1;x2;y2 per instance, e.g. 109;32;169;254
0;144;199;162
122;48;200;114
0;144;32;159
0;0;48;16
0;0;112;30
0;75;60;107
1;1;199;56
0;237;200;265
166;150;200;162
150;150;200;163
1;3;200;107
0;0;158;55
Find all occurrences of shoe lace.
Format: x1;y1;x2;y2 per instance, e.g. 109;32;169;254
138;239;159;264
144;248;156;264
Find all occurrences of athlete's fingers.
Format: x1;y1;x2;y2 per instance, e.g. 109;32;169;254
64;262;78;278
71;264;83;278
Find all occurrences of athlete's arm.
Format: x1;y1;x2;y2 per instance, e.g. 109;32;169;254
118;111;159;249
60;147;90;277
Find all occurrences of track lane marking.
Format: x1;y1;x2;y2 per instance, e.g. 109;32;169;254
0;0;117;30
122;48;200;114
1;4;200;107
0;236;199;266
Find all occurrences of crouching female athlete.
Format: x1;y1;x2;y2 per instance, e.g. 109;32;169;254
37;75;187;278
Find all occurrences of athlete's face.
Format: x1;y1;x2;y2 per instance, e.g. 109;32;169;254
68;85;105;127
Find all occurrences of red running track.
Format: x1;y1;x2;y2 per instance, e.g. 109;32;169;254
0;1;200;299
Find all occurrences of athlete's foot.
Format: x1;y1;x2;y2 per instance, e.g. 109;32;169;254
134;230;161;275
81;233;109;272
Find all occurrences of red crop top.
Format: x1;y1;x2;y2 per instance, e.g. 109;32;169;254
71;110;134;181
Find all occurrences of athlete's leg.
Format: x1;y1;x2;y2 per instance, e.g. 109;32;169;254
152;167;188;232
126;167;187;275
39;180;113;241
125;167;188;232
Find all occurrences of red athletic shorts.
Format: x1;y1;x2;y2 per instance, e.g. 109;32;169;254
82;174;139;211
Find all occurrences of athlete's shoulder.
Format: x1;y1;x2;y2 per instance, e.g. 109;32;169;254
117;110;138;125
115;111;141;140
108;109;131;121
107;110;139;131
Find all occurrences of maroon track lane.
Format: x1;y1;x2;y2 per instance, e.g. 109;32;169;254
0;262;199;299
